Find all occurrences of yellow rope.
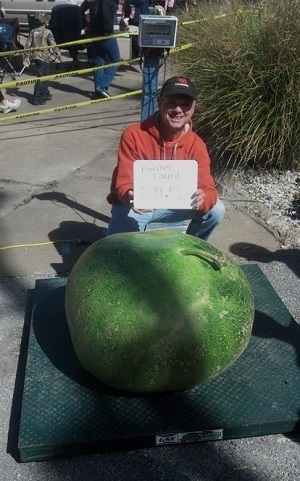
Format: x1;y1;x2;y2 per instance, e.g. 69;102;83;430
0;239;84;251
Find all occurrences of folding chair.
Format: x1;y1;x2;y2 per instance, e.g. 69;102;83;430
0;18;24;83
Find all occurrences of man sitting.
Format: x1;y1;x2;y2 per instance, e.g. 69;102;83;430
106;76;225;241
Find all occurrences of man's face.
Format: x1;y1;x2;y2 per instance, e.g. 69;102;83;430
159;94;196;134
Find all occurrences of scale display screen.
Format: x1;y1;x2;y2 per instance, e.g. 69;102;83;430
138;15;178;48
146;24;171;35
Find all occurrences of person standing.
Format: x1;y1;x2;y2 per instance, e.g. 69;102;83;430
107;76;225;239
83;0;120;99
23;13;61;106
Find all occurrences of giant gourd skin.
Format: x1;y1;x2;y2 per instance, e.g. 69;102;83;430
65;231;255;393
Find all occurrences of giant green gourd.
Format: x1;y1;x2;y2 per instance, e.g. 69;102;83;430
65;231;254;392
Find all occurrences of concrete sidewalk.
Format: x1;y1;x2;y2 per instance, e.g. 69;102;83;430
1;56;300;480
0;58;281;276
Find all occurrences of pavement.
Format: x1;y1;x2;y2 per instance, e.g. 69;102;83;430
1;51;300;481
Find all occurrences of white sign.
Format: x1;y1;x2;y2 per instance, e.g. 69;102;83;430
133;159;198;209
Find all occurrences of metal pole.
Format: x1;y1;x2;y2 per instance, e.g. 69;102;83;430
141;50;163;122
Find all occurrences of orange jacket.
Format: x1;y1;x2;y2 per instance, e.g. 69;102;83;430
107;113;218;213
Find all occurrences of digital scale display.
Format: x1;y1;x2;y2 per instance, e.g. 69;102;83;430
146;24;171;36
138;15;178;48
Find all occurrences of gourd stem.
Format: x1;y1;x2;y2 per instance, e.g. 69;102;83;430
180;249;227;270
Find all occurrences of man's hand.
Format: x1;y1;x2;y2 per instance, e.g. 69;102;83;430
125;190;153;215
125;189;134;208
192;189;205;210
23;58;30;68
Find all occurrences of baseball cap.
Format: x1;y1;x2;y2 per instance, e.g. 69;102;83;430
159;76;198;100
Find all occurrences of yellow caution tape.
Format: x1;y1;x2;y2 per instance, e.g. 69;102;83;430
0;31;139;57
0;8;256;58
0;8;258;121
0;56;141;89
0;89;143;122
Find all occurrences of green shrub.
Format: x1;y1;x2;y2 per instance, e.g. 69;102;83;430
172;0;300;171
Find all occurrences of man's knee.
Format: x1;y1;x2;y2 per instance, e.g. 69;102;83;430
107;204;141;235
211;198;225;224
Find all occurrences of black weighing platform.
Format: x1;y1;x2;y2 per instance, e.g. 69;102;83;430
16;264;300;462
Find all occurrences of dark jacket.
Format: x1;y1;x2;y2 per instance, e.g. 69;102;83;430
123;0;149;26
132;0;149;26
88;0;115;36
49;4;83;44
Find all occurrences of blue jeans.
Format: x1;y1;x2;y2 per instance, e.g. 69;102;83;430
107;199;225;241
33;60;50;100
91;38;120;93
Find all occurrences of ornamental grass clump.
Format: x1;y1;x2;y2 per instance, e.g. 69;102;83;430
173;0;300;171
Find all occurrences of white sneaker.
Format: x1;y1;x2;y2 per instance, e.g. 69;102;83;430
1;98;21;114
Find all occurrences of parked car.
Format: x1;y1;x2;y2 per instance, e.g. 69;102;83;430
1;0;84;30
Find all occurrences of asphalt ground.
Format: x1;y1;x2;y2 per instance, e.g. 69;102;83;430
1;48;300;480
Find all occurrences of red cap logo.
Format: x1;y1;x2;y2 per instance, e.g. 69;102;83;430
176;77;188;85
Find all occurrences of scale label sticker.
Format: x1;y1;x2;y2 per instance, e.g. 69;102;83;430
133;159;198;210
155;429;223;446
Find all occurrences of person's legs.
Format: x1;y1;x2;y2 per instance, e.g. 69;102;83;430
0;90;4;103
131;35;139;59
40;62;49;98
107;204;154;235
101;38;120;92
33;60;49;103
91;41;105;93
107;199;225;240
148;198;225;241
185;199;225;240
92;38;120;94
69;46;79;65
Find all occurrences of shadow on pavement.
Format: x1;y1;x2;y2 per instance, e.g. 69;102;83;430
48;220;106;274
34;191;109;274
229;242;300;279
34;191;110;224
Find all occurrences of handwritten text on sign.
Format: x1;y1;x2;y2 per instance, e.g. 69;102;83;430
133;159;198;209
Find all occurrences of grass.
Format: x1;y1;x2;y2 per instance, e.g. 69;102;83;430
172;0;300;171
